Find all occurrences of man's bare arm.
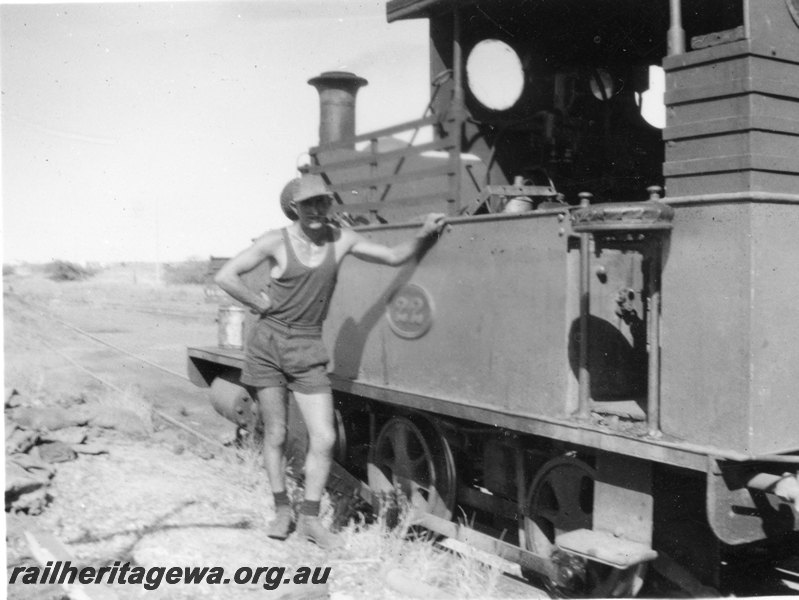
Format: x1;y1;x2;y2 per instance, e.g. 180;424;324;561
215;231;281;314
347;213;446;266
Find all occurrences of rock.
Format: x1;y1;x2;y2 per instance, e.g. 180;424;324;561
34;441;78;463
5;462;48;498
5;387;23;408
74;441;110;455
5;455;54;514
8;453;55;481
12;406;87;431
42;426;87;446
5;421;39;454
11;488;50;515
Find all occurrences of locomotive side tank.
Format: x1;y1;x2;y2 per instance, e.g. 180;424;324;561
188;0;799;595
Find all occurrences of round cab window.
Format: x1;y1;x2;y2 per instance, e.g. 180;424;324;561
466;39;525;111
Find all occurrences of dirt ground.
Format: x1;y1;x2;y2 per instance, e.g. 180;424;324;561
3;266;543;600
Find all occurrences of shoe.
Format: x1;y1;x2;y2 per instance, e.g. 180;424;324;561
266;505;294;540
295;515;340;550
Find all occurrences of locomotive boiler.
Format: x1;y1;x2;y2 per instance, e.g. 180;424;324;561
188;0;799;595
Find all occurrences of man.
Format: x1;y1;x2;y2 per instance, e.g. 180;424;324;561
215;173;446;549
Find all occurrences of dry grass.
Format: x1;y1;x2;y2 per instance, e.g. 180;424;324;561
224;434;271;497
222;443;512;598
332;497;507;599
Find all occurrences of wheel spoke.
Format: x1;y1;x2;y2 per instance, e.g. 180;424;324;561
392;426;411;467
367;461;394;493
368;417;456;520
549;470;585;508
536;506;561;523
409;454;431;481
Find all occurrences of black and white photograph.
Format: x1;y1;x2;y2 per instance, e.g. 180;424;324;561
3;1;799;598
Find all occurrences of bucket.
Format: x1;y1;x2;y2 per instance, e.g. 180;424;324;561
502;196;535;214
218;306;246;349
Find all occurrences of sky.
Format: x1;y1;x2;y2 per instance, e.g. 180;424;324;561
1;1;430;264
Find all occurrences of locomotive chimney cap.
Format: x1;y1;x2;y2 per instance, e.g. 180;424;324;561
293;173;334;203
308;71;368;88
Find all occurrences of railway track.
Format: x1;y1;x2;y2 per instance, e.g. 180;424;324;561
96;301;215;320
5;291;547;598
7;293;229;446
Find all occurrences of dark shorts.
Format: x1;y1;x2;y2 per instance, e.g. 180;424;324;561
240;317;331;395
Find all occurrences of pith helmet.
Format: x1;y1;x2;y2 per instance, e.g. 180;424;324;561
293;173;335;203
279;178;299;221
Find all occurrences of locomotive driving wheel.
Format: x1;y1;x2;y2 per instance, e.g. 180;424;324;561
524;456;646;598
368;416;456;519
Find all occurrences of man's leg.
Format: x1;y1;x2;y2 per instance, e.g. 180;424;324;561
292;391;340;548
256;386;293;539
292;391;336;500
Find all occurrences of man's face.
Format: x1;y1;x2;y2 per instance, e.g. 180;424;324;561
292;195;333;229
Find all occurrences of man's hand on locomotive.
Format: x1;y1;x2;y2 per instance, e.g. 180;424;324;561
416;213;447;239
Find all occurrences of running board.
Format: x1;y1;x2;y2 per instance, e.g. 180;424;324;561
556;529;657;569
410;510;559;581
437;537;525;578
328;460;373;504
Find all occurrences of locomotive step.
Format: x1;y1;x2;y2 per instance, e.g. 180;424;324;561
555;529;657;569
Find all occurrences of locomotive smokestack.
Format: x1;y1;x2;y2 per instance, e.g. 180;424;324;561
308;71;368;147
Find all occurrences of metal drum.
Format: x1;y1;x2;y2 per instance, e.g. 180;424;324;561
217;306;246;349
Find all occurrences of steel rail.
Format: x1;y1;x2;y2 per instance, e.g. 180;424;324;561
14;294;190;382
8;293;228;451
36;337;228;452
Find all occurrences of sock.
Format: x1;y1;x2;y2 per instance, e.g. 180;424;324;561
300;499;320;517
273;491;290;509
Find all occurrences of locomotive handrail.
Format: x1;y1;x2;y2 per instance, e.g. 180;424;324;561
662;191;799;206
329;192;448;215
308;111;465;214
307;138;456;173
309;114;446;152
324;164;454;194
342;204;572;231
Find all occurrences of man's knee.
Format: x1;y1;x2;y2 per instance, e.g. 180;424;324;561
308;427;336;454
263;423;287;447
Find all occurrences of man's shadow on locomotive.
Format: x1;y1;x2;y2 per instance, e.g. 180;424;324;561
567;315;648;404
331;240;434;380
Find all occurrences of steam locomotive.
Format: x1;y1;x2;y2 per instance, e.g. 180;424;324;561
188;0;799;595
